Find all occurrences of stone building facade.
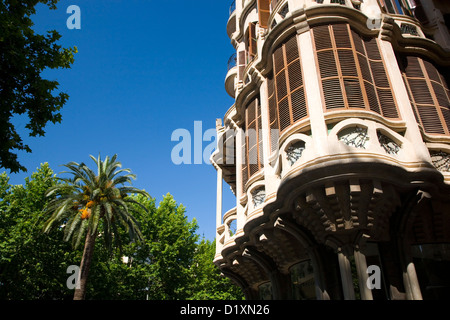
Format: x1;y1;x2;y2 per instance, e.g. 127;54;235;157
211;0;450;300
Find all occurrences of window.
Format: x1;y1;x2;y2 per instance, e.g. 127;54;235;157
290;260;316;300
286;140;306;165
400;56;450;136
228;219;237;236
267;73;279;152
377;131;401;155
412;244;450;300
246;22;257;64
242;96;264;191
430;150;450;172
257;0;271;29
330;0;346;4
251;187;266;208
258;282;273;300
380;0;404;15
238;50;246;82
338;126;369;149
268;33;307;147
312;23;399;119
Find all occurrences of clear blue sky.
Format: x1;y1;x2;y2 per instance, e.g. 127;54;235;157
8;0;237;241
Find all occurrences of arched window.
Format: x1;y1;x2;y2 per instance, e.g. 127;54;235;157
312;23;399;119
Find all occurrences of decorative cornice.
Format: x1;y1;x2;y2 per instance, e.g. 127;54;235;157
381;16;450;66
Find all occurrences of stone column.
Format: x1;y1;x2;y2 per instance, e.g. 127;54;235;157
354;249;373;300
404;261;423;300
216;167;223;230
337;248;356;300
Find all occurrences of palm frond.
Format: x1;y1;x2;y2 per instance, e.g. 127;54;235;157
43;154;149;250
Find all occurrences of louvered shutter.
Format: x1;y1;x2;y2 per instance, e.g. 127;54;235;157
364;37;398;118
258;0;271;29
313;23;399;118
402;56;450;135
314;25;345;110
267;73;279;152
248;22;257;62
243;96;265;187
238;50;246;81
271;33;307;134
257;102;264;171
241;130;248;193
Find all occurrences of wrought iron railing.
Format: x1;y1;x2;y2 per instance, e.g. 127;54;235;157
227;52;237;71
229;0;236;16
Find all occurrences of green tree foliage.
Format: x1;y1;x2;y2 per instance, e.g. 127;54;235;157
0;164;243;300
0;0;77;173
43;154;149;299
189;239;244;300
0;164;80;299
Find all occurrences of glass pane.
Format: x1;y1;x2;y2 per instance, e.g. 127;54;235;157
384;0;397;14
290;260;316;300
258;282;273;300
411;243;450;300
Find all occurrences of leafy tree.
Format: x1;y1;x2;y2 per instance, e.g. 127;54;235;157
0;163;81;299
42;154;149;300
89;193;200;300
0;0;76;173
0;164;243;300
189;239;243;300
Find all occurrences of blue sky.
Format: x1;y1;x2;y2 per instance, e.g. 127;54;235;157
8;0;237;241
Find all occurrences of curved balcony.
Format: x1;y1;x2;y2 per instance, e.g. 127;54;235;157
227;0;237;39
217;206;237;250
225;53;237;98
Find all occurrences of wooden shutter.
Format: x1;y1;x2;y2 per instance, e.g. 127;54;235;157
313;24;345;110
258;0;271;29
241;130;248;193
313;23;399;118
248;22;257;62
238;50;246;81
271;33;307;134
364;37;398;118
402;56;450;135
267;73;279;152
244;96;264;184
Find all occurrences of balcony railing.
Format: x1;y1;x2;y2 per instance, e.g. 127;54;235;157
229;0;236;16
227;52;237;71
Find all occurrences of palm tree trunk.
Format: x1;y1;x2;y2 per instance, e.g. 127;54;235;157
73;231;97;300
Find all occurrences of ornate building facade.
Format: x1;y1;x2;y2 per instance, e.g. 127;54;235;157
211;0;450;300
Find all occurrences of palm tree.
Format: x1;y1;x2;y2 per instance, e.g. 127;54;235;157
43;154;149;300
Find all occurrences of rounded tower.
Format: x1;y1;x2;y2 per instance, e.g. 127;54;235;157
211;0;450;300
